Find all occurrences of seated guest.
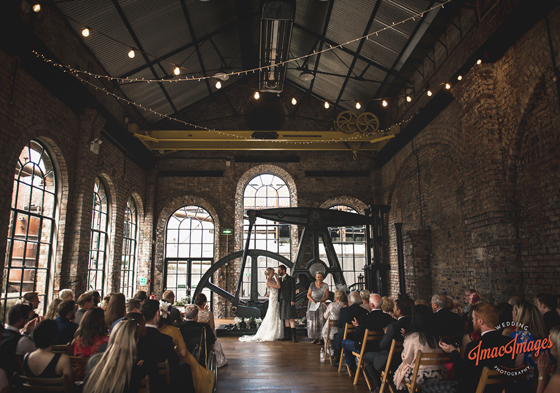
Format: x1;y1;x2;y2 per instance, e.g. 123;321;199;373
394;305;447;391
158;301;189;359
55;300;78;345
496;302;514;336
536;293;560;331
511;300;551;390
59;289;74;301
75;291;95;325
140;299;194;393
110;299;142;332
22;292;40;319
162;290;183;325
360;290;371;312
332;291;368;366
508;295;522;307
24;319;72;383
342;293;393;373
179;305;216;358
364;298;412;391
134;290;148;304
321;290;347;348
194;293;227;367
73;307;109;357
431;294;462;343
536;326;560;393
0;304;35;382
104;293;126;330
381;296;395;319
44;298;62;320
83;319;145;393
424;302;515;393
91;291;101;308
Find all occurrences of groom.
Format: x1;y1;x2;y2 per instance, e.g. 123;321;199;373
278;265;297;342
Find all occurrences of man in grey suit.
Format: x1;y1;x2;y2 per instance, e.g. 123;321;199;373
278;265;297;342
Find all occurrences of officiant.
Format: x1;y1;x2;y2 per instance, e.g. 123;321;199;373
306;272;330;344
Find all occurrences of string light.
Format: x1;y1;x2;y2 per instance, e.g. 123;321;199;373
254;92;260;100
128;49;135;59
355;102;361;110
445;83;451;89
382;100;388;107
324;101;330;109
173;67;180;76
215;81;222;89
33;4;41;12
476;59;482;65
426;90;432;97
291;97;297;106
457;75;462;81
406;95;412;102
82;28;90;37
39;0;453;85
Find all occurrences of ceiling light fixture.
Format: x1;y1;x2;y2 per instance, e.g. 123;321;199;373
128;49;135;58
457;75;463;81
291;97;297;105
445;83;451;89
382;100;388;107
32;3;41;12
82;28;90;37
214;72;230;81
406;95;412;102
259;0;295;93
324;101;330;109
215;81;222;89
477;59;482;65
174;67;180;76
427;90;432;97
355;102;361;110
299;66;314;82
254;92;260;100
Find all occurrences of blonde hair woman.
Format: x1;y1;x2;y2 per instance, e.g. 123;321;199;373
83;319;143;393
536;326;560;393
511;301;551;389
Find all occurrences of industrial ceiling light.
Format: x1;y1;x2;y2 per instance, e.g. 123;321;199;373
214;72;230;81
128;49;135;58
174;67;180;76
254;92;260;100
355;102;361;110
426;90;432;96
215;81;222;89
82;28;90;37
382;100;388;107
291;97;297;105
259;0;295;93
445;83;451;89
457;75;463;81
324;101;330;109
406;95;412;102
299;66;314;82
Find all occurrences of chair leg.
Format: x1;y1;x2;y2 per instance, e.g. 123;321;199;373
353;356;362;385
338;350;344;373
363;367;373;390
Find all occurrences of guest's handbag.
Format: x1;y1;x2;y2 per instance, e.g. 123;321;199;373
214;339;228;367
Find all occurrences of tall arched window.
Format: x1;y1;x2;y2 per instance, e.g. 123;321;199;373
87;177;109;294
165;206;214;306
3;140;57;317
120;197;137;299
242;174;290;298
320;205;366;291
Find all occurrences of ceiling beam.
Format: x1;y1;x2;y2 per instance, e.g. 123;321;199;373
111;0;178;113
293;22;413;86
235;0;258;70
307;0;335;97
335;0;383;107
118;21;236;79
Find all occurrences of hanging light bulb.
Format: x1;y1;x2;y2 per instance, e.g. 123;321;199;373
457;75;463;81
382;100;388;107
173;67;180;76
291;97;297;106
355;102;361;110
215;81;222;89
406;95;412;102
445;83;451;89
128;49;135;58
427;90;432;97
476;59;482;65
254;92;260;100
82;28;90;37
324;101;330;109
32;3;41;12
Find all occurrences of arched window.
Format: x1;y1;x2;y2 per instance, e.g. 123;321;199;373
165;206;214;306
120;197;137;299
2;140;57;317
242;174;291;298
87;177;109;294
320;205;366;291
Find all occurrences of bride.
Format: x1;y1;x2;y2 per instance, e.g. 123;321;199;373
239;267;284;342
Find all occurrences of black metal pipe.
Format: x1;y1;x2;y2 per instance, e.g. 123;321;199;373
394;223;406;298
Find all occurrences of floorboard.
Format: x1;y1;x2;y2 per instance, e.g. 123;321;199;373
216;336;370;392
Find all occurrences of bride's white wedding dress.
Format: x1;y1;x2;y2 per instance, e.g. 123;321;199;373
239;285;284;342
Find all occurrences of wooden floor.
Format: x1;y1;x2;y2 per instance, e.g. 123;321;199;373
216;336;371;392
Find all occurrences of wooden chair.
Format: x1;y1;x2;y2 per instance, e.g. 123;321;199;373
52;344;72;355
69;356;89;382
16;373;72;392
138;375;150;393
157;359;171;386
337;323;356;376
404;351;453;393
324;319;338;365
474;365;527;393
352;329;384;386
379;339;404;393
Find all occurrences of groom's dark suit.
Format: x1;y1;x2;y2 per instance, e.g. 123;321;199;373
278;274;296;320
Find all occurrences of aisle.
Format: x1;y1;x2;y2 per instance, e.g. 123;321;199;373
216;336;370;392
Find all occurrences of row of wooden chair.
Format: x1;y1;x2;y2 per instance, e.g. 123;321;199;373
334;323;525;393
